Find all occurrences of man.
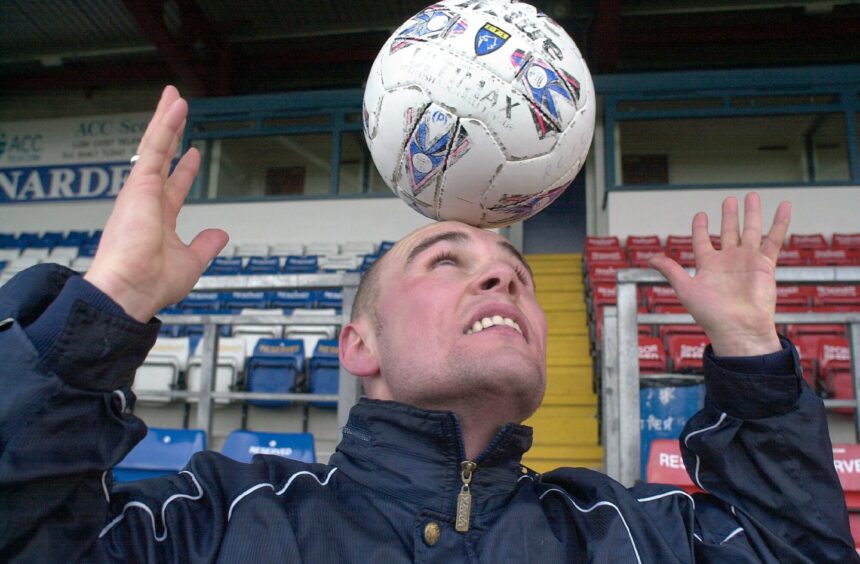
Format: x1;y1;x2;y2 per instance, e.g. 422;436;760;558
0;86;855;562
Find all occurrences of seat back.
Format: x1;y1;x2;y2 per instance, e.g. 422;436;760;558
283;255;319;273
205;256;243;276
668;334;709;373
134;337;191;403
221;430;315;464
309;339;340;408
246;338;305;407
833;444;860;510
242;256;280;274
638;336;667;374
113;428;206;482
645;438;702;494
789;233;828;250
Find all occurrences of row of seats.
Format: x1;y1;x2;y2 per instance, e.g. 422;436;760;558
204;253;378;275
134;337;340;408
171;290;343;312
586;232;860;268
113;427;316;482
646;439;860;552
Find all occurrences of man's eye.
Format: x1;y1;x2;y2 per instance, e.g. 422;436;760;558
430;252;458;267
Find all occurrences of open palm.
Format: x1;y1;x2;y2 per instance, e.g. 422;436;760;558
650;194;791;357
84;87;228;322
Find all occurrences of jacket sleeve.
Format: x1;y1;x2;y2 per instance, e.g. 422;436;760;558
0;265;158;562
684;336;858;563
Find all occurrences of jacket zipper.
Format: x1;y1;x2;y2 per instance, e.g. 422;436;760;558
455;460;477;532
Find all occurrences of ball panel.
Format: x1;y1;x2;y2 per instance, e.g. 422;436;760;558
365;87;431;188
436;118;507;225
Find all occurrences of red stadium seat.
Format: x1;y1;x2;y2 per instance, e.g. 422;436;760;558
777;248;812;266
810;249;856;267
786;323;846;341
818;337;852;390
585;235;621;251
813;285;860;310
587;264;625;284
626;235;662;251
668;334;710;373
646;286;682;310
832;444;860;510
645;439;703;494
789;233;828;250
666;235;693;251
833;233;860;251
591;283;617;310
639;336;667;374
710;234;722;250
669;248;696;267
792;334;830;388
776;285;814;308
586;249;627;265
629;248;667;268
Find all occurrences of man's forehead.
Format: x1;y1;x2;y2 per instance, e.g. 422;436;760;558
388;221;532;275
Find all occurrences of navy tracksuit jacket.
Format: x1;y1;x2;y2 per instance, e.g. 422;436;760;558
0;265;856;562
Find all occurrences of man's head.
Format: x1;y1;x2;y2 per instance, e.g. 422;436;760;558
340;221;548;425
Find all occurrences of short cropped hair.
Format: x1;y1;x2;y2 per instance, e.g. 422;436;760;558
350;253;386;327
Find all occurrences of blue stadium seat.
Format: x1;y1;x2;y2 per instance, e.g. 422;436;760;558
0;233;16;248
243;256;280;274
246;338;305;407
179;292;222;312
205;256;242;276
360;254;379;272
270;290;314;309
378;241;395;255
309;339;339;409
41;231;65;248
222;291;268;310
221;430;315;464
64;230;90;247
315;290;343;309
16;232;41;249
283;255;319;273
113;428;206;482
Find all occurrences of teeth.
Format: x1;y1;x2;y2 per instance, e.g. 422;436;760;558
467;315;523;336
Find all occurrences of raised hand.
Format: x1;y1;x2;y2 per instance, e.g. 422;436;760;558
649;193;791;357
84;86;229;322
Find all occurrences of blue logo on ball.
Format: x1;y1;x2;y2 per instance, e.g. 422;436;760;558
475;23;510;56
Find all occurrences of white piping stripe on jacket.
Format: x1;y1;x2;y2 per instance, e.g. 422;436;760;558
539;487;642;564
720;527;744;545
683;412;728;490
98;471;204;541
636;489;696;510
227;467;338;521
101;471;111;503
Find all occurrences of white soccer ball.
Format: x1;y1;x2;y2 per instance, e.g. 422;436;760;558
363;0;595;227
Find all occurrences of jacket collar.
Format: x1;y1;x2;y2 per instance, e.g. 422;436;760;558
329;398;534;517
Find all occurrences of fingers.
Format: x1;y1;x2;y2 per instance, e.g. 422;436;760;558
163;148;201;229
131;97;188;181
719;197;740;248
136;86;180;156
690;211;713;269
740;192;763;248
649;255;692;298
188;229;230;270
760;200;792;261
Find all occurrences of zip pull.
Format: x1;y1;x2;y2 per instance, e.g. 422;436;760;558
455;460;477;532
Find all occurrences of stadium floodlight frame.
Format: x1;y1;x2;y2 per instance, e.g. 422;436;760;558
603;266;860;487
132;272;361;438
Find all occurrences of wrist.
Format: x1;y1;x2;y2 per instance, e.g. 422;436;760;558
709;331;782;357
83;269;158;323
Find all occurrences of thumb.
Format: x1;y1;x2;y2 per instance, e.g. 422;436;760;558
648;255;691;297
188;229;230;270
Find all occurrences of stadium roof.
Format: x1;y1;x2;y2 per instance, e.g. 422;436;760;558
1;0;858;98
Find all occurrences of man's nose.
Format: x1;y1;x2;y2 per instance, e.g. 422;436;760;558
476;263;518;296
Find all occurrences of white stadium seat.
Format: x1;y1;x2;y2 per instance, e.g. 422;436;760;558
340;241;376;255
305;242;339;257
286;308;338;358
134;337;191;404
186;337;246;405
271;242;305;256
235;243;270;257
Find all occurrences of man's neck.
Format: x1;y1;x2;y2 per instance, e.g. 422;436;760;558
457;411;506;460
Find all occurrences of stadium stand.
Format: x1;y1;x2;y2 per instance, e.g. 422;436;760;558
221;430;316;464
245;338;305;407
309;339;340;409
113;428;206;482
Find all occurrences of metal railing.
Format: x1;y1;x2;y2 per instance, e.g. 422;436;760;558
132;272;362;438
602;266;860;487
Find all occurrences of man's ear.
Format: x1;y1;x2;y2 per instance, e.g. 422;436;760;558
339;319;380;378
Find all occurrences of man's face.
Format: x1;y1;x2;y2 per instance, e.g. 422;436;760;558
366;221;548;423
